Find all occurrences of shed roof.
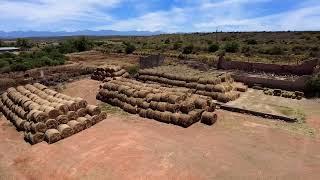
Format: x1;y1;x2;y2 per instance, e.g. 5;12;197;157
0;47;20;51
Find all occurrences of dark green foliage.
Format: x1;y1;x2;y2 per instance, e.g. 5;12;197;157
246;39;258;45
124;43;136;54
223;41;239;53
0;46;66;72
182;44;194;54
58;36;93;53
306;74;320;96
264;45;284;55
16;38;32;49
126;65;139;75
164;38;170;44
208;43;219;53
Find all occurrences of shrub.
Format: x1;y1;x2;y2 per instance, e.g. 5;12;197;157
126;65;139;75
208;43;219;53
173;41;182;50
265;45;284;55
223;41;239;53
306;74;320;96
182;44;194;54
246;39;258;45
125;43;136;54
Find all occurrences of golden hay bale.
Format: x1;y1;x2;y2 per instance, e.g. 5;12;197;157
67;111;78;120
31;122;47;133
180;101;195;114
33;83;47;90
165;103;180;113
57;124;74;139
15;118;27;131
123;103;137;114
55;114;68;124
157;102;167;112
194;98;208;109
67;120;84;133
45;129;62;144
40;106;60;119
45;119;58;129
188;109;205;123
206;102;216;112
86;105;101;116
26;132;44;145
76;117;92;129
167;94;182;104
201;112;217;125
159;111;172;123
76;108;87;117
28;110;48;122
149;101;158;110
198;78;208;84
74;97;88;109
138;109;147;118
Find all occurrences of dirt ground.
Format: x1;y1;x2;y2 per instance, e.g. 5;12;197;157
1;79;320;180
66;51;139;68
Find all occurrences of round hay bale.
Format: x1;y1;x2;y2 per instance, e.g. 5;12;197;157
178;114;193;128
98;112;107;122
56;115;69;124
157;102;167;112
123;103;137;114
194;98;208;109
65;101;78;111
45;129;62;144
198;78;208;84
45;119;58;129
206;102;216;112
33;83;47;90
86;105;101;116
138;109;147;118
167;94;182;104
67;120;84;133
67;111;78;120
74;98;88;109
76;117;92;129
201;112;217;125
180;101;195;114
42;106;61;119
76;108;87;117
159;111;171;123
23;121;31;132
27;132;44;145
149;101;158;110
31;122;47;133
152;111;162;121
128;97;138;106
57;124;74;138
165;103;179;113
170;113;179;125
15;118;27;131
51;103;69;114
188;109;204;123
32;110;48;122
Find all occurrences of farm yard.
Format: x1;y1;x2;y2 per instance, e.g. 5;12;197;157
0;33;320;179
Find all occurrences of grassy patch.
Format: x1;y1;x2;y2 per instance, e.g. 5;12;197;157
98;103;129;116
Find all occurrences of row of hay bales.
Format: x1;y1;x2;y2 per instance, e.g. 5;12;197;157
263;88;304;100
137;70;247;103
97;78;218;128
0;83;106;145
91;66;130;81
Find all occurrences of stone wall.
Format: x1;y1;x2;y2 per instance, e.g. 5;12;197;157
217;57;318;75
231;73;310;91
139;54;165;69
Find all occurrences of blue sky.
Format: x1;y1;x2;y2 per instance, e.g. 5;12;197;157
0;0;320;32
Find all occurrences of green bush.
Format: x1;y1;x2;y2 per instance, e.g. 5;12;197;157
182;44;194;54
246;39;258;45
126;65;139;75
223;41;239;53
125;43;136;54
208;43;219;53
306;74;320;96
265;45;284;55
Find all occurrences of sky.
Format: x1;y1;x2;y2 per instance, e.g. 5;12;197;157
0;0;320;32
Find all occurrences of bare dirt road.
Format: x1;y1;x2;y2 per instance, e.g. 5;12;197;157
1;79;320;180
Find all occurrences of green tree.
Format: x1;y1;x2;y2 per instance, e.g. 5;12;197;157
16;38;31;49
182;44;194;54
208;43;219;53
224;41;239;53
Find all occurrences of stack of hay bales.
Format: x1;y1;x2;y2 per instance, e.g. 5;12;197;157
137;69;247;103
263;88;304;100
0;83;106;145
97;78;218;128
91;66;130;81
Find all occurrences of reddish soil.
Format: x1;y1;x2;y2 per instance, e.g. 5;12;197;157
1;79;320;180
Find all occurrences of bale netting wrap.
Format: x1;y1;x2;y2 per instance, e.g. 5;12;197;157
0;83;106;145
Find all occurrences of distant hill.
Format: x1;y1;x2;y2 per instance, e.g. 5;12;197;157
0;30;164;38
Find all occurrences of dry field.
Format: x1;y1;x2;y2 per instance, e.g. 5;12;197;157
1;78;320;179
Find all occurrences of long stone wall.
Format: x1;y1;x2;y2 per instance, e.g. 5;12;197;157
217;57;318;75
139;54;165;69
